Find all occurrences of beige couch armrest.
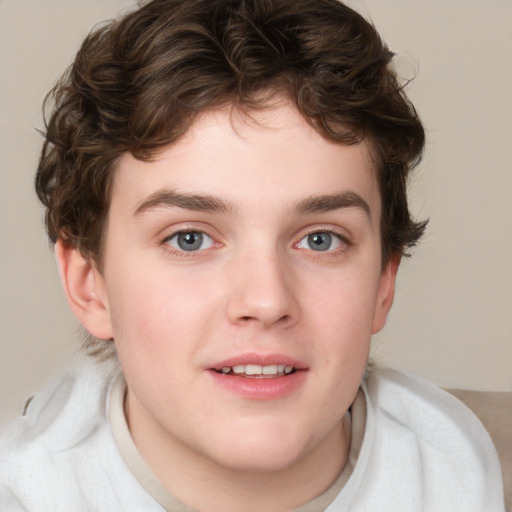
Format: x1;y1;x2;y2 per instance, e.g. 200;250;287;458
447;389;511;511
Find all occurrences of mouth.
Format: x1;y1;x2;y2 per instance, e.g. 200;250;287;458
207;354;307;398
208;361;306;399
213;364;296;378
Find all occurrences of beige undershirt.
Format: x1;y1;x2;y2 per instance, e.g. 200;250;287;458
109;373;366;512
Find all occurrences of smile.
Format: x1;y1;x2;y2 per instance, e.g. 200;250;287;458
208;354;307;398
216;364;295;378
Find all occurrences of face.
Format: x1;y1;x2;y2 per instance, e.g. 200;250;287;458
90;103;396;476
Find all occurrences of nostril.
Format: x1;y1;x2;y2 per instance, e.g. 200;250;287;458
238;314;290;324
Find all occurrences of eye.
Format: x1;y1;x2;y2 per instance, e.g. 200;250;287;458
165;231;214;252
297;231;344;252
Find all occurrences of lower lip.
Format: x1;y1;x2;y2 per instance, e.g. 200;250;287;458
207;370;307;400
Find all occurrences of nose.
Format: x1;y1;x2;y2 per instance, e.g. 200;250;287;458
226;248;300;329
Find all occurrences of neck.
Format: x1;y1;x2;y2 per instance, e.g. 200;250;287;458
125;392;352;512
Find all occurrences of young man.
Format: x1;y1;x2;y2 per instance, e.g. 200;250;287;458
0;0;504;510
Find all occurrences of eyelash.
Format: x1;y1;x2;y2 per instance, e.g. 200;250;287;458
159;226;351;258
160;227;218;257
295;228;351;255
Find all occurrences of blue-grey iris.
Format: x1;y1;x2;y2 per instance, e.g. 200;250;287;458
308;232;332;251
177;232;204;251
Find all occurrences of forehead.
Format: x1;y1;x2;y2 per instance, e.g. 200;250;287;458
111;103;380;220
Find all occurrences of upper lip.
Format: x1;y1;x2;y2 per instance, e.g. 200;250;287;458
209;352;307;372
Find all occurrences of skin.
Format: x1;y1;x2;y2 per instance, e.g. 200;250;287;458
57;102;398;511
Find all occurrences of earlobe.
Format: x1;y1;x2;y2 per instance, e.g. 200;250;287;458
55;240;114;340
371;255;400;334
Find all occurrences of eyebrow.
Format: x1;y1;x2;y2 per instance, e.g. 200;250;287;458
295;191;371;217
134;189;239;216
133;188;370;219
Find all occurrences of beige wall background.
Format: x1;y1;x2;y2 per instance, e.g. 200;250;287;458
1;0;511;425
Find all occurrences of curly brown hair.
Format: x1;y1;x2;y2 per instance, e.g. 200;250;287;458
36;0;426;270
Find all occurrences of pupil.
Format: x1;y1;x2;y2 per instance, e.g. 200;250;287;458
308;232;331;251
178;232;202;251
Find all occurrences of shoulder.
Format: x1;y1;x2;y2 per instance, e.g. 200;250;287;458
328;368;505;512
0;357;121;510
0;356;120;450
365;367;492;438
364;367;502;461
368;368;505;510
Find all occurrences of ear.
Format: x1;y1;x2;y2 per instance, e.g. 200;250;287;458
55;239;114;340
371;255;400;334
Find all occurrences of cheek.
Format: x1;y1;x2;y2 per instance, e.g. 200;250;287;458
106;269;217;355
303;268;381;374
306;269;380;332
107;274;200;406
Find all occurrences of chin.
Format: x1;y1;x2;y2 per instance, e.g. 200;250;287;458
212;446;305;475
200;421;315;474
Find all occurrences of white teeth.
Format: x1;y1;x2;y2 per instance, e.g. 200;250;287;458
245;364;262;375
262;365;278;375
221;364;295;376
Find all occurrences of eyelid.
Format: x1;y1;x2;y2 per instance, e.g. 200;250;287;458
295;225;351;244
159;224;222;256
293;226;352;254
159;222;218;242
161;227;211;242
165;231;214;251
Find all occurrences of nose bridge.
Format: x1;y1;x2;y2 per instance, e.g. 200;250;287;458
226;240;299;327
